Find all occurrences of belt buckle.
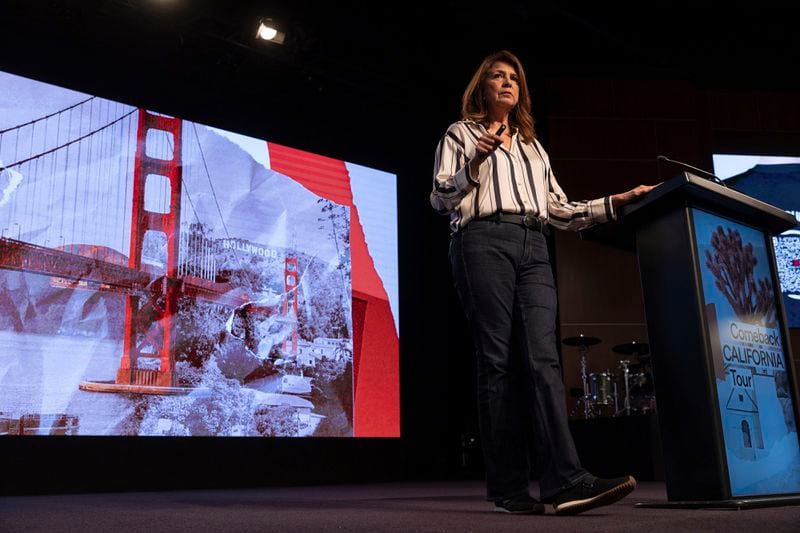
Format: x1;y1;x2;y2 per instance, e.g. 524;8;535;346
523;214;535;228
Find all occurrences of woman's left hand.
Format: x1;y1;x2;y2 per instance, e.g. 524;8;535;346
611;184;658;208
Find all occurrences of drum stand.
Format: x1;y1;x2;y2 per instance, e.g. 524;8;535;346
562;334;602;420
569;345;594;419
579;345;592;419
616;359;631;416
611;341;652;417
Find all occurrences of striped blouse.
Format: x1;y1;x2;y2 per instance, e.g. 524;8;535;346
431;120;615;233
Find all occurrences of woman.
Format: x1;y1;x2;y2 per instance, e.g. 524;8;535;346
431;50;655;515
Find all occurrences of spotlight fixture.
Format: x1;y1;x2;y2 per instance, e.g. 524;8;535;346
256;18;285;44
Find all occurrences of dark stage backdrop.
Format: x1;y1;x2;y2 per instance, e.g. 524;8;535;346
2;1;800;495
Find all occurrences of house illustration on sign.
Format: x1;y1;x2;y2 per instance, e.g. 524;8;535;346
725;382;765;461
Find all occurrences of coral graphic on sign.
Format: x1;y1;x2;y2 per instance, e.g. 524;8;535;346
705;226;777;327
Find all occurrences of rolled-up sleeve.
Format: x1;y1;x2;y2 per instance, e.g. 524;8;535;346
430;124;478;214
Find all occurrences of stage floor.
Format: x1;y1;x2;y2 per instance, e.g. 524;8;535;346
1;481;799;532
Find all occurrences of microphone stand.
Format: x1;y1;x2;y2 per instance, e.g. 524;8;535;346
657;155;728;188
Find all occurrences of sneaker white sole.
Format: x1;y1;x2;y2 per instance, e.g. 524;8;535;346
493;505;545;515
553;476;637;516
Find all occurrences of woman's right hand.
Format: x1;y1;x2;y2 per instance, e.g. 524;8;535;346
469;132;504;178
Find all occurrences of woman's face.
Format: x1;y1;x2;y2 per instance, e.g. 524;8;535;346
482;61;519;113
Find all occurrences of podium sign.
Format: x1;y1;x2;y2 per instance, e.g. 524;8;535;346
693;209;800;497
581;172;800;507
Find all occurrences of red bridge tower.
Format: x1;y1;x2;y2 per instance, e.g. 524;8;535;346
116;110;183;388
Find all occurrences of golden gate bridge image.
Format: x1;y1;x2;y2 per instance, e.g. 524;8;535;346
0;96;310;399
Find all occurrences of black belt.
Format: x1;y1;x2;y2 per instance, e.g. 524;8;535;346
474;213;548;233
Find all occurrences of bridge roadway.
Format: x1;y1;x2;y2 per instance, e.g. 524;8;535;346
0;237;251;307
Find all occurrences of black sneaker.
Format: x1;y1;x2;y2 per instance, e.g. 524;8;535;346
493;494;546;514
550;475;636;515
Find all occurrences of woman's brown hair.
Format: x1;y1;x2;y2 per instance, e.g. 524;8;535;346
461;50;535;143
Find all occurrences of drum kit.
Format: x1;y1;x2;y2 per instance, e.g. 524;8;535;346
562;335;656;419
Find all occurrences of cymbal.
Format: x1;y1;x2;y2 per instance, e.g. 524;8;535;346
562;335;601;347
612;342;650;356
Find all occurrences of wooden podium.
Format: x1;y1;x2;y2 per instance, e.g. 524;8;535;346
581;172;800;508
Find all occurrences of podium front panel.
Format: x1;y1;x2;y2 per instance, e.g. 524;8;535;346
692;208;800;497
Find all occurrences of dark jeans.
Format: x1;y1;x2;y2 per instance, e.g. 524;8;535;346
449;220;588;501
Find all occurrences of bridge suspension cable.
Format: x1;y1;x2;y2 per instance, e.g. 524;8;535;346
1;97;137;262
